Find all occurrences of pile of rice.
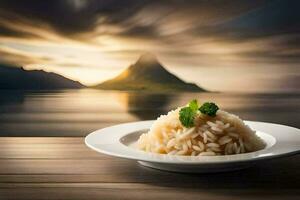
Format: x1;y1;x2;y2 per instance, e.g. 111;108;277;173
137;108;266;156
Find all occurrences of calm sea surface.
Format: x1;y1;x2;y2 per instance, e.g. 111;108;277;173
0;89;299;136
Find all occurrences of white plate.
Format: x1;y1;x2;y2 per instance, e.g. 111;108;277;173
85;121;300;173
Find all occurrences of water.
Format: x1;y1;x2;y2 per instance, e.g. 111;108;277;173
0;89;299;136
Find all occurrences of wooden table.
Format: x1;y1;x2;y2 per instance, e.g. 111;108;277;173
0;137;299;200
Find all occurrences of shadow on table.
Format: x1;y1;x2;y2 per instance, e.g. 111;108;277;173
124;155;300;190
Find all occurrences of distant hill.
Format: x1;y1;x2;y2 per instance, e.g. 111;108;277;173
94;53;206;92
0;64;84;90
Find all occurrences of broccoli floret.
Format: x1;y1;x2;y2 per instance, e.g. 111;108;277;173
199;102;219;116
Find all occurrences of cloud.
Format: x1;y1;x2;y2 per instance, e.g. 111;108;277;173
0;0;265;39
0;0;299;62
0;0;299;91
0;45;51;66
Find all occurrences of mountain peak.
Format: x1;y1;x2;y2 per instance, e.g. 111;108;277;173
136;53;158;65
94;53;206;92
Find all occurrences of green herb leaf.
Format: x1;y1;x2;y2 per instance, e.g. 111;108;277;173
188;99;199;111
179;107;196;127
199;102;219;116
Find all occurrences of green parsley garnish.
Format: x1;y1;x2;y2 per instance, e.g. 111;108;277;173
179;99;199;127
188;99;199;111
199;102;219;116
179;107;196;128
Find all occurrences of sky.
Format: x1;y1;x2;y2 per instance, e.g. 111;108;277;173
0;0;299;92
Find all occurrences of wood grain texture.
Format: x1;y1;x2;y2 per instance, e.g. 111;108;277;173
0;137;299;200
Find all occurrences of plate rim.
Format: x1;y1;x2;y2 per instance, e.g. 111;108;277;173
85;120;300;165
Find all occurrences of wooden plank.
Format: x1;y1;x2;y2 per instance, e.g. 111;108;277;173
0;137;299;200
0;137;103;159
0;157;299;189
0;137;83;144
0;183;299;200
0;159;135;174
0;122;112;136
0;165;299;189
0;144;101;159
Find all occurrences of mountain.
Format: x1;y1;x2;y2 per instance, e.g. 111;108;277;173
0;64;84;90
94;53;206;92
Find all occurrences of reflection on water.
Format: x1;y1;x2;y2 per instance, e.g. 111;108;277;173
0;89;299;136
118;93;172;120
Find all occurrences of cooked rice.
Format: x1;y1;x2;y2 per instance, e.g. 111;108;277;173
137;108;266;156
